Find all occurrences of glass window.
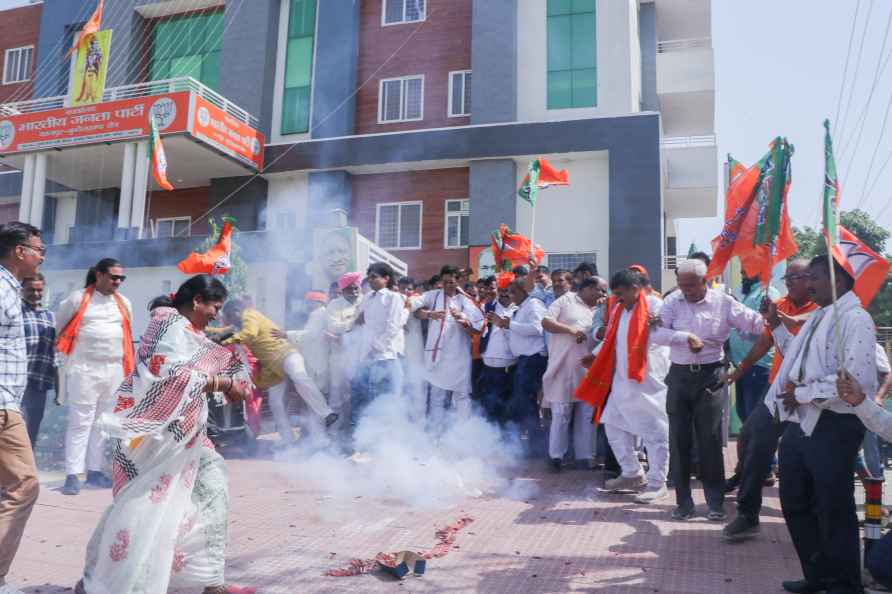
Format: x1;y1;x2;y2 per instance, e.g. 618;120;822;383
449;71;471;117
377;202;422;249
383;0;426;25
156;217;191;238
281;0;317;135
378;76;424;123
444;199;469;249
3;46;33;84
547;0;596;109
150;12;223;91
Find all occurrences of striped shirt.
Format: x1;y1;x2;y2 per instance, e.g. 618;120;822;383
0;265;26;411
22;301;56;391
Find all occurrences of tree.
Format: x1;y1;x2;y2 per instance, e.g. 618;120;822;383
792;209;892;326
193;216;249;298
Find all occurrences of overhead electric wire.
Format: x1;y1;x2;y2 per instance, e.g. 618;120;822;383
179;3;439;235
833;0;862;140
837;0;874;152
837;6;892;172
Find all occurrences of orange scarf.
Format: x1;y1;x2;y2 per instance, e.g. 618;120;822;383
575;290;649;423
56;286;135;376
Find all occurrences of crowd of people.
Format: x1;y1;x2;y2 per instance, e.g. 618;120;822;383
0;217;891;594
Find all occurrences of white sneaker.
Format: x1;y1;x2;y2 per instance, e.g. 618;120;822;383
604;474;646;492
634;484;669;504
0;582;27;594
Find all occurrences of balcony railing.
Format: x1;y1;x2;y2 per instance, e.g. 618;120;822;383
662;134;717;148
657;38;712;53
0;77;259;129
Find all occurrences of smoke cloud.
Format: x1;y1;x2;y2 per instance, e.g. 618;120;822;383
275;390;534;510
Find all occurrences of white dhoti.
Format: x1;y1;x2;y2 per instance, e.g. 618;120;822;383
600;299;670;487
64;360;123;475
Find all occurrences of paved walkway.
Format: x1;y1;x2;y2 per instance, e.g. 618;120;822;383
10;446;811;594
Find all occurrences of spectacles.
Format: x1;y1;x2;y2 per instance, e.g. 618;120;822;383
782;273;808;281
108;274;127;282
17;243;45;256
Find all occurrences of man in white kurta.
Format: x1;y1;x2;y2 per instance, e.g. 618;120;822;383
599;270;670;503
288;292;330;400
326;273;363;434
415;266;483;426
541;279;599;469
57;261;133;495
768;255;877;593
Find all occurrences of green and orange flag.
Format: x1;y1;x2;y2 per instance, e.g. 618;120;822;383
518;157;569;206
821;119;890;306
706;140;798;284
149;116;174;191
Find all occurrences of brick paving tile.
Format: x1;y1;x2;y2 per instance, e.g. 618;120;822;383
6;450;826;594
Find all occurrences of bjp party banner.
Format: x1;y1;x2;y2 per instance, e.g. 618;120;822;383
68;29;112;107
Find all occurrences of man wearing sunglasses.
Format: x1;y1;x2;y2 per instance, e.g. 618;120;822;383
56;258;133;495
0;222;44;594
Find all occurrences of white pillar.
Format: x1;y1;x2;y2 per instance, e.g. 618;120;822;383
18;154;35;223
117;142;136;230
130;140;149;237
28;153;47;228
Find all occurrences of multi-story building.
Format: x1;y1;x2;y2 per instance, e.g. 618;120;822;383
0;0;715;330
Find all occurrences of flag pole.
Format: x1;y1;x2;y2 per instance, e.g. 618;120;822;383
824;236;846;372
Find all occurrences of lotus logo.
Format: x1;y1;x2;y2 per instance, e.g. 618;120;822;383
197;106;211;128
150;98;177;131
0;120;14;151
251;137;261;156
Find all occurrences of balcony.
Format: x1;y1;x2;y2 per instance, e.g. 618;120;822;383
656;38;715;137
0;77;258;129
662;134;718;219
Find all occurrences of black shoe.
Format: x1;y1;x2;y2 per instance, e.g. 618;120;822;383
548;458;562;473
722;516;760;541
781;579;825;593
62;474;80;495
724;474;740;493
671;506;695;520
325;412;339;428
763;472;777;487
84;471;112;489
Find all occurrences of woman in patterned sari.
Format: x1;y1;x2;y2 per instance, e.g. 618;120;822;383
76;275;255;594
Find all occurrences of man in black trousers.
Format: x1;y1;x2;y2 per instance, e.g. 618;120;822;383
772;255;877;594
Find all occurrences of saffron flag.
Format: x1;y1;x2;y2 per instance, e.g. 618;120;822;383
835;226;891;307
490;224;545;271
706;140;797;283
66;0;104;58
820;121;891;306
149;116;174;191
177;219;234;276
518;157;569;206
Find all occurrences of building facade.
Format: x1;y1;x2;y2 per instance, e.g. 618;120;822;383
0;0;716;327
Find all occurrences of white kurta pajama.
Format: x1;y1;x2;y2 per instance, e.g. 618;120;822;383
541;293;597;461
600;295;671;487
420;290;483;425
57;289;133;476
326;295;364;427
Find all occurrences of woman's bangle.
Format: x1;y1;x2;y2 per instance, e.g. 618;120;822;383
224;377;233;394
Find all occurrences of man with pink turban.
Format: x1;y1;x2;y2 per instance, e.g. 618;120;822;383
325;272;364;437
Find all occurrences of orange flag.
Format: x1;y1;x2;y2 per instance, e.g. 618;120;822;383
177;221;233;275
66;0;104;58
833;226;891;307
490;224;544;271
